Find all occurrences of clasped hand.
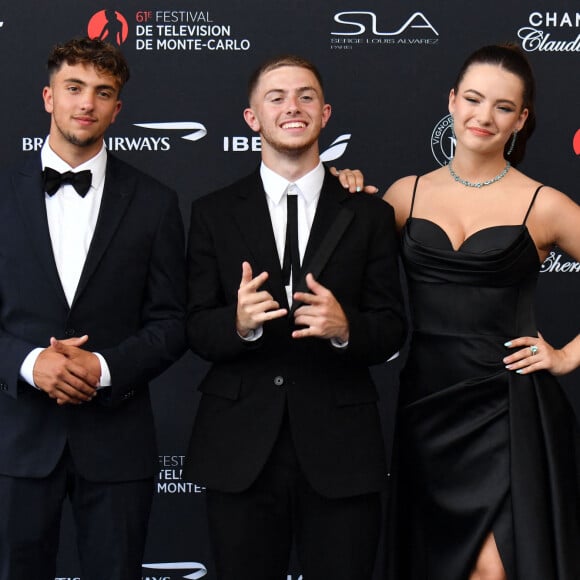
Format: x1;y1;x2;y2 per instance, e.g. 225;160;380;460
236;262;349;342
33;335;101;406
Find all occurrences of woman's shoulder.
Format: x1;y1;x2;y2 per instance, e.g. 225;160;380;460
511;168;580;256
382;168;445;227
383;175;416;198
383;167;444;203
511;168;573;210
382;175;417;225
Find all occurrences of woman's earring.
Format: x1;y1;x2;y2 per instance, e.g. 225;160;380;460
507;130;518;156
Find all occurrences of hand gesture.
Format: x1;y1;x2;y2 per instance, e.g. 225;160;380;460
292;274;349;341
236;261;287;337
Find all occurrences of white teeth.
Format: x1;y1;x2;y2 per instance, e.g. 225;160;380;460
283;122;305;129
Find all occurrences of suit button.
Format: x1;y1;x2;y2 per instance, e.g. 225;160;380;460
273;376;284;387
64;328;75;337
0;382;7;390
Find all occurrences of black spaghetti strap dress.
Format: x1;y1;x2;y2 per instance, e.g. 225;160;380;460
387;179;580;579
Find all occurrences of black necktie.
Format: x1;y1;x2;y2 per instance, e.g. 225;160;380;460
282;190;300;293
42;167;92;197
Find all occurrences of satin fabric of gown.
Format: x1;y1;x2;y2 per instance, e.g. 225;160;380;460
387;181;580;580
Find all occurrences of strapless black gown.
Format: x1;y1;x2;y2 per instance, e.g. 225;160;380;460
387;216;580;579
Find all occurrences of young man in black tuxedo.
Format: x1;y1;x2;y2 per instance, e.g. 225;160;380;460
0;37;186;579
185;55;406;580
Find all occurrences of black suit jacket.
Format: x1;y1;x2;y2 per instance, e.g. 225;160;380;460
0;154;186;481
184;167;406;498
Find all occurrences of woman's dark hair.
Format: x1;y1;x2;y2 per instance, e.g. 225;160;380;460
453;43;536;166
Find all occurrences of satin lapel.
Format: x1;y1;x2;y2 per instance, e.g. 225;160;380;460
72;156;133;306
232;171;288;307
13;159;68;307
298;171;351;286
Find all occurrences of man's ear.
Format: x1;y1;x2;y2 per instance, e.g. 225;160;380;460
243;107;260;132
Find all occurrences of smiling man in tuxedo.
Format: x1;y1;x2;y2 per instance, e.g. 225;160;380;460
0;37;186;579
184;55;406;580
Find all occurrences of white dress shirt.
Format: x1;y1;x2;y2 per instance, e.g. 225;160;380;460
261;161;324;305
19;137;111;388
241;161;347;348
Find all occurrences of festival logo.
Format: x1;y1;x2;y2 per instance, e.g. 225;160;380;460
573;129;580;155
157;455;206;495
134;9;250;52
517;11;580;52
431;114;455;166
88;10;129;45
87;8;250;52
330;10;439;50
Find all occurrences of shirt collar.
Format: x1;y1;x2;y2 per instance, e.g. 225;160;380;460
41;136;107;192
260;161;325;206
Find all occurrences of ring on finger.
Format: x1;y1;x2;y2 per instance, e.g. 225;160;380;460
530;345;538;356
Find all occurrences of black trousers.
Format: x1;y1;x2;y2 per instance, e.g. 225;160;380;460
0;444;153;580
206;412;381;580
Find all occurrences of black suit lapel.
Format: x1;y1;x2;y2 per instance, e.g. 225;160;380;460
232;171;289;307
13;159;69;307
72;155;134;306
293;170;353;307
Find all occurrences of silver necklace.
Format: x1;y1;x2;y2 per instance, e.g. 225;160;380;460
448;160;511;188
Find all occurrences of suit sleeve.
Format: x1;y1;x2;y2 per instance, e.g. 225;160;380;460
337;199;407;366
0;332;39;398
186;199;260;362
98;188;187;401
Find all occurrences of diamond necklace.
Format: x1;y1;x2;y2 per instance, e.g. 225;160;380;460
448;159;511;188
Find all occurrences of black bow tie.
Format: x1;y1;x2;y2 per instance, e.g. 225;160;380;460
42;167;92;197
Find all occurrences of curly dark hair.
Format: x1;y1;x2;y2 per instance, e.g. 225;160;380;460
47;36;130;91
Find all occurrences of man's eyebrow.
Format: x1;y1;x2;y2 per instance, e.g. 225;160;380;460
264;86;318;96
62;77;117;91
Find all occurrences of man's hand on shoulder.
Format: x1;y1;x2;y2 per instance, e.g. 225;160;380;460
329;166;378;194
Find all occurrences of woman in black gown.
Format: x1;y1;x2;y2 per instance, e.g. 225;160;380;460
383;44;580;579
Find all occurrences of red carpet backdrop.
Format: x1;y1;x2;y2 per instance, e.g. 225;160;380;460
0;1;579;578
